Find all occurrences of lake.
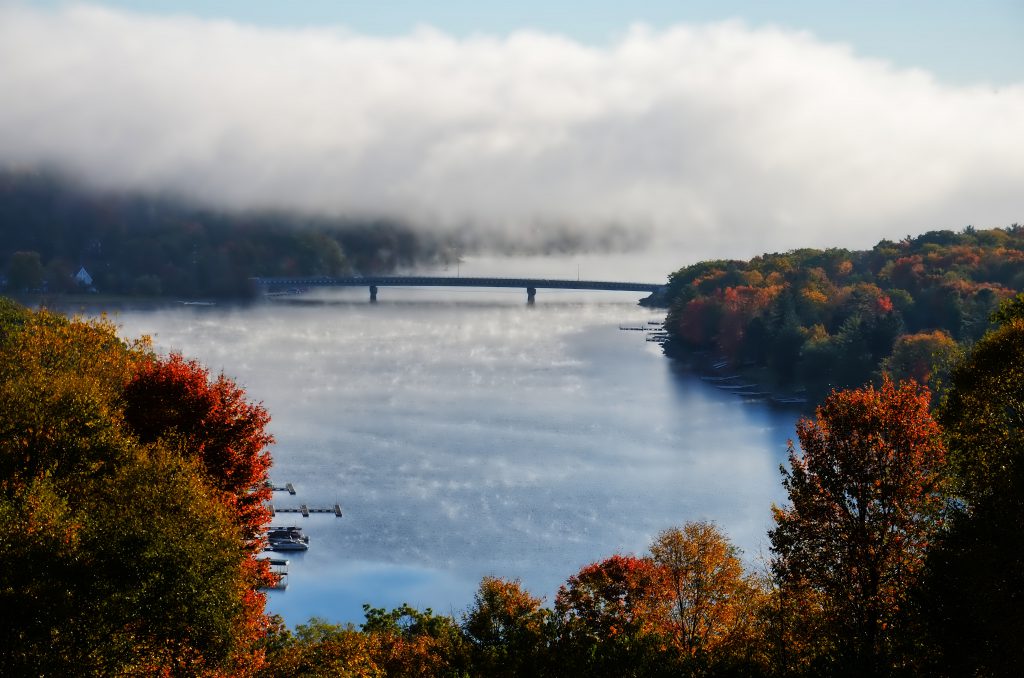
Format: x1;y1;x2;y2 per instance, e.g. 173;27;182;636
106;269;801;626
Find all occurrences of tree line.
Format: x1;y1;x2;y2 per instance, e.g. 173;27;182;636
660;226;1024;402
0;171;457;298
2;288;1022;675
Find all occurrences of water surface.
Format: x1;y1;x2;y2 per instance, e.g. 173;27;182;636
110;285;799;625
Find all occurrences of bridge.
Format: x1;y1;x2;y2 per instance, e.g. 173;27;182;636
251;275;666;304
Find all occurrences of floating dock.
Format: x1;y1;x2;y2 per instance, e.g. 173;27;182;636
267;482;296;495
267;503;343;518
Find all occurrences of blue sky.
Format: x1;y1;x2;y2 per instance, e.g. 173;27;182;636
21;0;1024;85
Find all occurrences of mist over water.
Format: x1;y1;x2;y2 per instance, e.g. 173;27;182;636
109;273;799;625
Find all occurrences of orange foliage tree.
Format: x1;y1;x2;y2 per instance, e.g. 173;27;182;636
649;522;764;664
260;617;386;678
554;555;675;677
770;379;946;673
360;603;470;677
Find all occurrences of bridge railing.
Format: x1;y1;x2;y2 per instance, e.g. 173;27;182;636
250;275;665;293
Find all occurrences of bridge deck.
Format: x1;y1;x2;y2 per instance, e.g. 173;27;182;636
252;276;665;293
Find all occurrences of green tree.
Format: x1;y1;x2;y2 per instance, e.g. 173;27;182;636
45;257;77;293
462;577;551;677
83;449;260;675
923;307;1024;674
7;250;44;291
939;313;1024;503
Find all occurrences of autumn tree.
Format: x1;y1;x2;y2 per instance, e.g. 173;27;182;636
360;603;470;677
649;522;764;670
83;448;266;675
554;555;676;677
123;353;274;548
462;577;551;678
770;379;946;675
881;330;961;390
0;307;148;496
259;617;385;678
261;607;471;678
0;302;269;675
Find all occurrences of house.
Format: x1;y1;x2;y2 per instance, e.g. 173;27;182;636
74;267;93;287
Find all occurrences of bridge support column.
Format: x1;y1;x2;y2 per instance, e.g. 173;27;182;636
369;285;378;303
526;287;536;305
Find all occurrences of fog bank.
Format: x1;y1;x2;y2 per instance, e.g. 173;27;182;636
1;5;1022;258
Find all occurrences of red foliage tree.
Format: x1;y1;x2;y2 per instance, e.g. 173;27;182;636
675;298;721;347
123;354;274;548
718;285;783;359
556;555;671;641
770;378;946;673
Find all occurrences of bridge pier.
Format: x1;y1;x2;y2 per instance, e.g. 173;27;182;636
369;285;378;303
526;287;536;305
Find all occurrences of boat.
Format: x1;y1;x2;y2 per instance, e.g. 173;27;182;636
267;528;309;544
268;538;309;552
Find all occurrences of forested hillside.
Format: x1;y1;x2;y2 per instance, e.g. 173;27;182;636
0;171;456;298
662;226;1024;400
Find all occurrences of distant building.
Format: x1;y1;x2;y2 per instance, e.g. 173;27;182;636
74;267;93;287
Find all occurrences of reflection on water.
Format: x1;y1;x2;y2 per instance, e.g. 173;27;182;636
109;287;799;625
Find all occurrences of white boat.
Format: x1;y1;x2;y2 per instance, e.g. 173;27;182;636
269;539;309;552
267;528;309;544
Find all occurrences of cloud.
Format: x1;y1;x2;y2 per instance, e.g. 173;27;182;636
0;4;1021;258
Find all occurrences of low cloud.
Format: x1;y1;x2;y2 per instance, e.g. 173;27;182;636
1;4;1021;258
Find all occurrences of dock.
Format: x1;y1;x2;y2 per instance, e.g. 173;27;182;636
258;556;289;590
267;503;343;518
267;482;296;495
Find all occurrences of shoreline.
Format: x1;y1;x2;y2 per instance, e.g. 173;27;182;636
660;338;812;411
